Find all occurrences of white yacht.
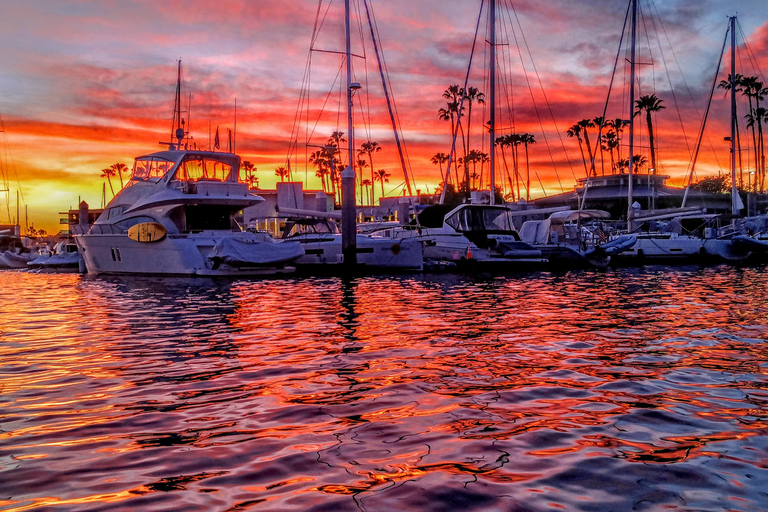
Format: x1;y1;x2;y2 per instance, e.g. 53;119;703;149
74;150;304;276
520;210;636;268
378;203;547;270
280;217;423;271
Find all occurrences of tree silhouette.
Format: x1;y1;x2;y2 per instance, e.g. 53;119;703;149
373;169;390;199
100;167;116;197
358;140;381;205
634;94;665;175
110;163;128;189
274;166;290;182
241;160;256;185
567;124;589;177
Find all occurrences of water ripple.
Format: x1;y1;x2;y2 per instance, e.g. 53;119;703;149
1;267;767;511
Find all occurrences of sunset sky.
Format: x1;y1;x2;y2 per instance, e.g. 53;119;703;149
1;0;767;233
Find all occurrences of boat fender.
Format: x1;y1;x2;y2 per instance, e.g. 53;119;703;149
390;243;401;255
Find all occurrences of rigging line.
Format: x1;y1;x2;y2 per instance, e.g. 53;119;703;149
496;3;516;142
0;114;24;209
439;0;485;203
581;0;630;210
286;44;314;168
737;20;766;81
647;0;693;166
367;0;417;192
312;0;335;48
507;1;566;194
681;20;729;207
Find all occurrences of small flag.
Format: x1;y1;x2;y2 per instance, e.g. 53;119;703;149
214;126;220;149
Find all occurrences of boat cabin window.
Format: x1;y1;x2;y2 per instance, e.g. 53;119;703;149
107;206;127;219
131;158;174;182
175;157;233;182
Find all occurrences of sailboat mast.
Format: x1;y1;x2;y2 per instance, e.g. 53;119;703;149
627;0;637;228
489;0;496;205
730;16;739;215
362;0;412;196
341;0;357;267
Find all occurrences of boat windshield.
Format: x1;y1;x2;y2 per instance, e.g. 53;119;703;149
131;158;175;182
446;207;516;233
174;156;233;182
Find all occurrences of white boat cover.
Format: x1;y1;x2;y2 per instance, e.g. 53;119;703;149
208;237;304;267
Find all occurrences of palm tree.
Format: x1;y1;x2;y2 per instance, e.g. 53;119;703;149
373;169;390;199
495;135;516;201
100;167;116;197
358;140;381;205
309;150;330;193
274;166;290;182
601;131;619;173
361;179;373;206
110;163;128;189
241;160;256;185
440;84;468;190
744;79;768;191
634;94;665;175
462;87;485;170
431;152;449;184
577;119;596;176
604;118;628;164
618;154;648;174
747;107;768;192
245;174;259;190
566;124;589;177
593;117;606;175
519;133;536;200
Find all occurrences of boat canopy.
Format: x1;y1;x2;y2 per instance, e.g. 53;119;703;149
444;205;518;233
519;210;609;245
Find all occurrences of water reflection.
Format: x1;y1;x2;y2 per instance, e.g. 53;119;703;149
0;267;767;511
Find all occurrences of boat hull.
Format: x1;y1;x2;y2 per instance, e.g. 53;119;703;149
292;236;423;271
75;232;301;276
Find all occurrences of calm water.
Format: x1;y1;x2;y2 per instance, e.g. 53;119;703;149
1;267;767;511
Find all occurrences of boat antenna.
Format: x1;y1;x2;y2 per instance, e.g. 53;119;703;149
234;97;237;154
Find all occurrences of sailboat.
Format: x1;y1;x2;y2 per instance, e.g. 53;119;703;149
599;2;751;265
74;63;305;276
274;0;423;272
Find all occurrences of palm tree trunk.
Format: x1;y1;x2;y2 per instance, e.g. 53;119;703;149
106;177;115;197
577;137;588;177
368;152;376;206
525;143;530;201
582;128;595;177
500;146;515;201
646;111;657;174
